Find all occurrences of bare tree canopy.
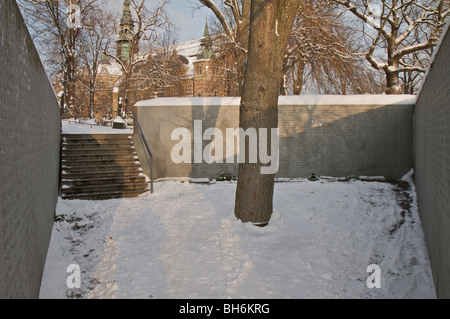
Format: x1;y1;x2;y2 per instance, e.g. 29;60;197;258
103;0;174;112
196;0;383;94
19;0;177;119
18;0;107;117
333;0;449;93
286;0;384;94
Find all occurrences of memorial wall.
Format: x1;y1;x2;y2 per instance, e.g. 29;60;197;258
134;95;415;181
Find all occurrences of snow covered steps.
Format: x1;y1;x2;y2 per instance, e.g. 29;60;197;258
60;134;148;200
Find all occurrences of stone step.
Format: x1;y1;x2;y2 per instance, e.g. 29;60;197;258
61;141;134;150
61;182;148;195
62;152;137;161
62;137;134;145
61;189;147;200
61;158;138;167
62;163;142;174
62;170;142;180
62;140;134;147
62;134;132;140
60;133;148;200
62;147;136;155
62;176;146;187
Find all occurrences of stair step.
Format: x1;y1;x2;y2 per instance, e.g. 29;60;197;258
60;133;148;200
62;170;142;180
61;189;148;200
62;176;146;187
62;137;133;146
62;142;135;149
62;163;142;174
62;148;136;155
62;134;132;139
61;182;149;195
62;153;137;161
62;158;138;166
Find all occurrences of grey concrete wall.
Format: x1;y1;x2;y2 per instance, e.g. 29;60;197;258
134;95;415;181
414;24;450;299
0;0;61;298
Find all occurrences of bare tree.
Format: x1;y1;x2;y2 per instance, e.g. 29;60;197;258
196;0;302;225
334;0;449;94
18;0;99;116
231;0;302;226
103;0;173;113
197;0;382;95
196;0;251;93
78;7;115;119
285;0;384;94
128;35;188;101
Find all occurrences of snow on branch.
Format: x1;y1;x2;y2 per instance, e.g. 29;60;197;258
199;0;235;40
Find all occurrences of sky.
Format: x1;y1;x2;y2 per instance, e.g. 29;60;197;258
166;0;210;42
104;0;210;43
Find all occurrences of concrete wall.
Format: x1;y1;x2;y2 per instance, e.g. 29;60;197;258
134;95;415;181
414;23;450;299
0;0;61;298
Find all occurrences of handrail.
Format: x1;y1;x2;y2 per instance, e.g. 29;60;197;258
63;119;102;128
131;109;154;194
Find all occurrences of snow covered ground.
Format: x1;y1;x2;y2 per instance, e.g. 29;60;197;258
39;172;436;299
61;119;133;135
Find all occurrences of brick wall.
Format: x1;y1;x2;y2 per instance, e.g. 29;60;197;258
0;0;60;298
414;23;450;299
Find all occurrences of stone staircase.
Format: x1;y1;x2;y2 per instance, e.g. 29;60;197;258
60;134;149;200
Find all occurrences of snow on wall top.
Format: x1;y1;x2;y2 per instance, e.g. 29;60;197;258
134;95;417;107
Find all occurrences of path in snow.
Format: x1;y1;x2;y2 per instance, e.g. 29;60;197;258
39;178;436;299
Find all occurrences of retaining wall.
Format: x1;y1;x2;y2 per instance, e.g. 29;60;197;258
414;23;450;299
134;95;415;181
0;0;61;298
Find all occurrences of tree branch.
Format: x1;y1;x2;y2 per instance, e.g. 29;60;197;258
199;0;235;40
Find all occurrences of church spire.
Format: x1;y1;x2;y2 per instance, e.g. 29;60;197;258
116;0;135;62
120;0;134;30
197;21;213;60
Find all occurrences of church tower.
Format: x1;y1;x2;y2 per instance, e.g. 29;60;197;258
197;21;213;60
193;21;218;96
116;0;135;62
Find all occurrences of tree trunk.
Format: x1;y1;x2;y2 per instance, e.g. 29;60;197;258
235;1;250;96
234;0;301;226
66;53;76;116
385;70;402;94
293;60;305;95
384;23;402;95
89;79;95;119
123;69;132;115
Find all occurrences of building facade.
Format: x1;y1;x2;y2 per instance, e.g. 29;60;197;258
61;1;237;120
165;22;237;98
